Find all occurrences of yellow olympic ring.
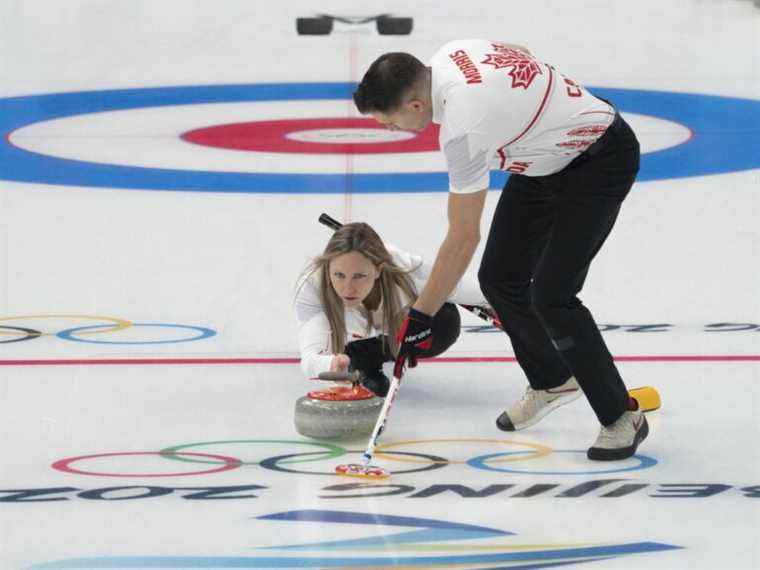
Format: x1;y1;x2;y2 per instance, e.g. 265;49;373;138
0;314;132;337
374;438;552;465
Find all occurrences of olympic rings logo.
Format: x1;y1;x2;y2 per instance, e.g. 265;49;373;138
0;314;216;345
52;438;657;478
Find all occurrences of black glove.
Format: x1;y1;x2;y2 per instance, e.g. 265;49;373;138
359;373;390;398
345;337;391;397
393;307;434;379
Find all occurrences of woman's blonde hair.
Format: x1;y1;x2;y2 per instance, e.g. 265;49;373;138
300;222;418;357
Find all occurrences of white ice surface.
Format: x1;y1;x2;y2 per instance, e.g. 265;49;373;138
0;0;758;568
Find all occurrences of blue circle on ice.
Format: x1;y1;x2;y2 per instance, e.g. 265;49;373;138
1;83;758;193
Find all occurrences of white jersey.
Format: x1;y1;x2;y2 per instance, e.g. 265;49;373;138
429;39;616;192
294;242;486;378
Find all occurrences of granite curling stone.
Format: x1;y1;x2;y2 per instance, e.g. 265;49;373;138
294;384;384;440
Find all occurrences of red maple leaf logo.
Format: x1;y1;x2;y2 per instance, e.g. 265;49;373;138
481;45;542;89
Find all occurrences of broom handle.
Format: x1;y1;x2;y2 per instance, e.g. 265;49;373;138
361;374;401;464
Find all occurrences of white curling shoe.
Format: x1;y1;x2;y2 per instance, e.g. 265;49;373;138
587;409;649;461
496;376;582;431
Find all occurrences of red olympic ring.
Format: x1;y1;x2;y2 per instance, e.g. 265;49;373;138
51;451;242;478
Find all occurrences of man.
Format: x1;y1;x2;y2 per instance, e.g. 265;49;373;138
353;39;647;461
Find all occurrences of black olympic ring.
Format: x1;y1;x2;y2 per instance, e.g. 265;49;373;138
258;450;449;476
0;325;42;344
0;315;217;346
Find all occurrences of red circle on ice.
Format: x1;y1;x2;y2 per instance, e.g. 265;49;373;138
181;118;440;154
51;451;242;477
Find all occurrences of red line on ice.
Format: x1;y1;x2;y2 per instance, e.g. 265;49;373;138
0;355;758;366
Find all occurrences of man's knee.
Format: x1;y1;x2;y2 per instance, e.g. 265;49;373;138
529;281;579;321
478;267;531;307
477;259;509;293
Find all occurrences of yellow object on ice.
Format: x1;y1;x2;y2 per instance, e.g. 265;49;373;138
629;386;661;412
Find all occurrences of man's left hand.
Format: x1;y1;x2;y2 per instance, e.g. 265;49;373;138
393;308;434;378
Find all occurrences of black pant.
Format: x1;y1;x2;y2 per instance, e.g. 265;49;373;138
478;113;640;426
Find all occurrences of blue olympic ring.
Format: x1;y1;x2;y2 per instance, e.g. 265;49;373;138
468;449;657;475
1;83;758;193
56;323;217;345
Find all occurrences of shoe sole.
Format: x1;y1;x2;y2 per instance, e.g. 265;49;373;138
587;415;649;461
496;389;582;432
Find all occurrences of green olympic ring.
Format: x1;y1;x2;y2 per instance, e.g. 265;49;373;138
160;439;345;466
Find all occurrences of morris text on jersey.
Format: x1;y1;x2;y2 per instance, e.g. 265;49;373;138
449;50;483;84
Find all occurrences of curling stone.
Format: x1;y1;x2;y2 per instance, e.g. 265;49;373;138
294;384;384;440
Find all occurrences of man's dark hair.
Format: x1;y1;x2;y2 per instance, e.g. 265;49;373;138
353;52;426;114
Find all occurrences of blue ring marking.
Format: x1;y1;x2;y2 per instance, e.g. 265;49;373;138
56;323;217;345
467;449;657;475
2;83;758;193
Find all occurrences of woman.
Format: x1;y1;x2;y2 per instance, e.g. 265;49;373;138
295;222;486;396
